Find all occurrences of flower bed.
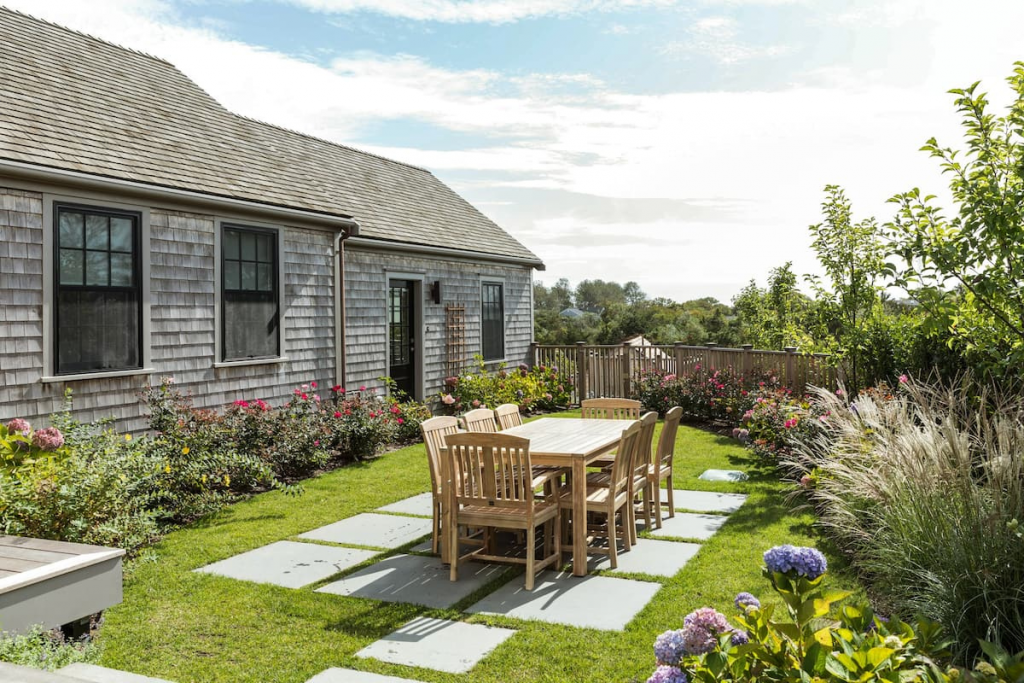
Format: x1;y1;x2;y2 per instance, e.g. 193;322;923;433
636;366;783;423
440;356;572;413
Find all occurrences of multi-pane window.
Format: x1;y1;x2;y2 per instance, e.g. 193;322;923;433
55;205;141;374
481;282;504;361
222;226;279;361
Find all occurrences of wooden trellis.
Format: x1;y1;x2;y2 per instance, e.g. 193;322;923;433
446;304;467;378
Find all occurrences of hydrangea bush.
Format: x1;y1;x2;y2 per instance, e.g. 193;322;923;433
642;544;1020;683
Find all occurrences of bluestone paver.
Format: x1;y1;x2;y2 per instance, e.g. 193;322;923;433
58;663;173;682
648;512;728;541
193;541;377;588
306;669;425;683
355;617;515;674
377;493;434;517
588;538;701;577
299;513;432;549
467;571;661;630
316;553;505;609
670;490;747;514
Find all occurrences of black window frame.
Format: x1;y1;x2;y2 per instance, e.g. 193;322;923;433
220;224;281;362
481;281;505;362
53;202;143;375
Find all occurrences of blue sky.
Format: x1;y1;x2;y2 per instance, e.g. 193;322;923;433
9;0;1023;302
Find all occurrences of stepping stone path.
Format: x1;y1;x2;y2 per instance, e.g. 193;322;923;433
58;663;174;682
355;617;516;674
194;541;378;588
299;513;433;549
467;572;662;630
191;486;746;680
317;554;505;609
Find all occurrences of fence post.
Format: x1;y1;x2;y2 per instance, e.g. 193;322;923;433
703;341;717;371
784;346;798;391
741;344;753;376
529;341;538;368
622;342;632;397
673;341;684;376
576;341;588;403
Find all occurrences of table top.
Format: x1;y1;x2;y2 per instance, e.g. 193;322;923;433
501;417;629;460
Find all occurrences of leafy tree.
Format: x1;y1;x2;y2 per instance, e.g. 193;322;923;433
574;279;627;313
733;263;817;350
888;65;1024;380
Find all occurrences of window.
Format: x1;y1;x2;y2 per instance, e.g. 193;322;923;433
54;204;141;374
221;225;279;361
481;281;504;361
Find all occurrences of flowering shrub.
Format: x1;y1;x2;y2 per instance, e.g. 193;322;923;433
643;543;1018;683
441;356;572;414
737;388;827;465
636;366;783;422
0;417;68;474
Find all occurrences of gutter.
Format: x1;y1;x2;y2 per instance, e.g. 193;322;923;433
0;158;360;234
345;235;545;271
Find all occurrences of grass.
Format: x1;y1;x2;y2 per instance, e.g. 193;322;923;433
97;411;863;682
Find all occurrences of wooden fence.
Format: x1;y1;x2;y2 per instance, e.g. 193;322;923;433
531;342;836;405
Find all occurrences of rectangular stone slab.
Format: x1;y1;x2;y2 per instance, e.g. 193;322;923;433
355;617;516;674
648;513;728;541
670;490;747;514
306;669;425;683
376;493;434;518
299;514;433;549
194;541;378;589
587;538;701;577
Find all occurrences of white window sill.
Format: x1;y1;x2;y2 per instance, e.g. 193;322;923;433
214;357;289;369
42;368;155;383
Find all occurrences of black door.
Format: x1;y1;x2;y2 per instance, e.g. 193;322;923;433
388;279;416;399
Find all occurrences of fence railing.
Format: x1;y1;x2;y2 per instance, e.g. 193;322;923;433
531;342;836;405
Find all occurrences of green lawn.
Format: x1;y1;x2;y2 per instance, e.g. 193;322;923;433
98;412;862;683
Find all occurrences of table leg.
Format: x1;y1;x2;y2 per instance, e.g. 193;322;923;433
571;458;587;577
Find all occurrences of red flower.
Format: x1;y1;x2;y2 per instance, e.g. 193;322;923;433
311;381;318;389
359;385;366;391
301;393;308;400
390;405;400;414
397;418;404;424
334;411;342;418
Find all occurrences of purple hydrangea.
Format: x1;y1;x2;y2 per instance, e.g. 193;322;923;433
654;629;687;666
763;545;828;579
31;427;64;451
647;665;688;683
734;592;760;611
681;607;731;655
6;418;30;436
730;630;750;646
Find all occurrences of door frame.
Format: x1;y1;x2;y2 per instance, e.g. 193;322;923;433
384;270;425;401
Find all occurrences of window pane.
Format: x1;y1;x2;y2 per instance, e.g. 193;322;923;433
110;217;133;252
86;251;108;286
59;249;84;285
110;253;133;286
224;230;240;259
224;297;278;359
85;214;108;250
481;283;504;361
257;263;273;292
257;234;271;262
59;212;84;248
224;261;240;290
241;262;257;290
56;289;139;373
241;232;256;261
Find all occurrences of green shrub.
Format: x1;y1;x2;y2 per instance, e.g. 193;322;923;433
636;366;782;423
788;379;1024;662
0;625;99;671
441;356;572;413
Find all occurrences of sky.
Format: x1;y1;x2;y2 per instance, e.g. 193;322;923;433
6;0;1023;303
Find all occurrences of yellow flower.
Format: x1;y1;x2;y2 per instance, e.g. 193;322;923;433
124;434;132;441
201;474;207;484
119;474;126;482
164;464;171;474
181;446;190;455
223;475;231;487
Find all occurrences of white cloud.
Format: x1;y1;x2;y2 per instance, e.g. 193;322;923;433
282;0;680;24
662;14;793;64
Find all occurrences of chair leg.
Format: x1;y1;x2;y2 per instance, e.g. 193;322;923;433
525;525;536;590
607;507;618;569
448;516;459;582
432;501;441;556
666;474;675;518
553;510;561;567
641;485;652;531
653;480;663;529
621;506;632;551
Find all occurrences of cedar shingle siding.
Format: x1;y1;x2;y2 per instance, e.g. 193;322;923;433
0;8;542;429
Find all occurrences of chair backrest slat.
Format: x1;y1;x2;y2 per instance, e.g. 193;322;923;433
494;403;523;430
608;421;642;495
445;432;534;510
632;412;659;482
581;398;641;421
657;406;683;468
420;416;460;496
462;408;498;433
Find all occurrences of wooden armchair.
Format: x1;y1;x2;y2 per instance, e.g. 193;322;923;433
648;406;683;528
420;416;460;557
557;420;642;569
462;408;498;433
584;398;642;469
445;432;562;590
586;411;658;542
494;403;523;430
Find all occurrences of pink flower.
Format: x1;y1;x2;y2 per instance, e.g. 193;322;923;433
664;374;676;382
310;381;317;389
6;418;30;435
334;411;342;418
301;393;308;400
471;399;481;408
313;439;320;447
694;363;701;371
314;395;321;403
784;418;798;429
233;400;249;408
31;427;64;451
396;418;404;424
898;374;909;384
301;384;309;391
442;394;455;405
390;405;401;414
835;388;844;397
359;385;366;391
799;474;813;488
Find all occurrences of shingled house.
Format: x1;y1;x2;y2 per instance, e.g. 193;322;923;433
0;8;543;430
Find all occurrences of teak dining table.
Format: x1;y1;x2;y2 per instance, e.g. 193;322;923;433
500;417;628;577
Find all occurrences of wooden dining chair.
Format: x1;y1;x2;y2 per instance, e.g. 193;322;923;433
584;398;642;469
648;406;683;528
462;408;498;433
494;403;523;430
586;411;658;543
445;432;562;590
420;416;460;557
557;420;642;569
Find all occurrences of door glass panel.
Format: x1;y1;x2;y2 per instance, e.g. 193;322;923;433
85;251;108;286
241;262;257;290
59;249;83;285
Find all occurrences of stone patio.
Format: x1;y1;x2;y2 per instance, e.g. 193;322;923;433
355;616;516;674
648;512;729;541
316;553;506;609
587;538;701;577
299;513;433;549
466;571;662;630
193;541;378;588
376;493;434;517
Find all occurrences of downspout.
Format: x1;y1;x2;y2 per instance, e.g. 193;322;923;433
335;222;359;389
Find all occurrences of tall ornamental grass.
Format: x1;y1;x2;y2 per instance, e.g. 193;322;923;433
787;379;1024;662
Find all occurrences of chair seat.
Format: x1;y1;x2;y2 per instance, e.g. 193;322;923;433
586;471;646;490
555;482;630;509
458;500;559;529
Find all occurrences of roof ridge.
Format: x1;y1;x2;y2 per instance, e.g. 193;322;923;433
233;113;431;174
0;5;173;67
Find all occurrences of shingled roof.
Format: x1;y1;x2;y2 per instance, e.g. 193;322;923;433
0;8;541;265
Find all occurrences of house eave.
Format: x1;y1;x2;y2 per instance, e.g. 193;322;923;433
345;235;545;270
